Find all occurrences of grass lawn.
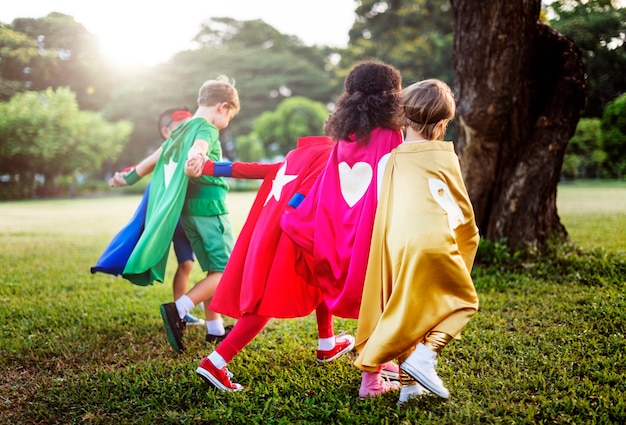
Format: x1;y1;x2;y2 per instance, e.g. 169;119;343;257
0;183;624;424
557;180;626;252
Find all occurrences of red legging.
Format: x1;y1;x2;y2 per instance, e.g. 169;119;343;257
216;301;334;362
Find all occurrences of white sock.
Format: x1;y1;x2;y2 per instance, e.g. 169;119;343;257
206;318;225;336
318;336;335;351
208;351;227;369
174;295;194;319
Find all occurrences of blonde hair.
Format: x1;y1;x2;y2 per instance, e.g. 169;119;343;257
198;75;240;113
401;79;455;140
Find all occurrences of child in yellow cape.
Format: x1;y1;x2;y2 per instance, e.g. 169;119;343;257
354;79;480;403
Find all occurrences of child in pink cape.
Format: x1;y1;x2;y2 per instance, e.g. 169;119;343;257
281;60;404;398
354;79;480;403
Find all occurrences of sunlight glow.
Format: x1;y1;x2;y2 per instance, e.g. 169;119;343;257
1;0;354;69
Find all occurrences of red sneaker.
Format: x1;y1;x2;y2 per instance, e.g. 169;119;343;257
317;334;355;363
196;358;243;392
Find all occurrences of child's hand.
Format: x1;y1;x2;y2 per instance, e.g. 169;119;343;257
185;154;206;177
109;171;128;188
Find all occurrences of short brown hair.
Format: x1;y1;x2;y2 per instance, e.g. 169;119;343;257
198;75;240;113
401;79;455;140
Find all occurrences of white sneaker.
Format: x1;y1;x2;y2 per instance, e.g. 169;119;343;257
400;343;450;399
183;313;205;326
397;383;428;404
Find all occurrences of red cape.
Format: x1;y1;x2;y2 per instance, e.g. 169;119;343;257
210;136;335;318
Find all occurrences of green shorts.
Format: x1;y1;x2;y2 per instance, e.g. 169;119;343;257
180;214;234;272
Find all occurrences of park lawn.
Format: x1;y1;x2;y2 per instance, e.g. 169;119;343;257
0;184;624;424
557;180;626;253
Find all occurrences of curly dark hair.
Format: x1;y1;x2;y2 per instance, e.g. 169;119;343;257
324;60;402;144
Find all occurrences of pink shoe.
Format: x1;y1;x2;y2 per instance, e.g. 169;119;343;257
317;334;355;363
196;358;243;392
359;370;401;399
380;361;400;381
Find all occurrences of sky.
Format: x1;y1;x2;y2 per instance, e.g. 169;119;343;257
1;1;357;68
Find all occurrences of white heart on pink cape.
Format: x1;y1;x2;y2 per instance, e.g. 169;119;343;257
338;161;373;207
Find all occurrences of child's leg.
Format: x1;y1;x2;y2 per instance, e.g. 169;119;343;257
172;219;194;300
314;300;355;362
214;314;270;363
397;346;427;403
423;330;453;355
196;313;270;392
315;300;334;341
185;271;228;336
180;214;234;333
359;365;401;399
400;331;453;399
172;259;193;300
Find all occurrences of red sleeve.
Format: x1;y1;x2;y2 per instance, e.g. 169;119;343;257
231;162;281;179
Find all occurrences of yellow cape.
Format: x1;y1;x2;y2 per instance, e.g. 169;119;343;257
354;141;479;370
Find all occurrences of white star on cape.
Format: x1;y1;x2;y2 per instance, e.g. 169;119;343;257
163;158;177;189
264;161;298;206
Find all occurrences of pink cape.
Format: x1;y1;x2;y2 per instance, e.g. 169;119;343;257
281;128;403;318
210;136;335;319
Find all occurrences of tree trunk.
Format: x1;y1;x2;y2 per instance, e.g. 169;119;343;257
450;0;586;251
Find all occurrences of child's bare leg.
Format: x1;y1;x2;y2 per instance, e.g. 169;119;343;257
186;271;222;321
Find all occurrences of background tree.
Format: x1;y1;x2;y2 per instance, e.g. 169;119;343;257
253;96;329;158
562;118;605;179
0;25;39;101
0;87;132;198
547;0;626;118
4;13;113;111
340;0;454;86
231;133;265;163
101;18;336;170
601;93;626;178
451;0;586;250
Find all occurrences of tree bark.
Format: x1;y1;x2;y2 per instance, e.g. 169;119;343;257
450;0;586;251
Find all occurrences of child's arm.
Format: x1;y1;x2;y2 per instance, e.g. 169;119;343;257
203;160;280;179
109;147;162;187
185;155;205;178
185;156;280;180
187;139;209;161
285;155;330;209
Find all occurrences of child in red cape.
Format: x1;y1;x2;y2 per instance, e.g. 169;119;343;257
186;136;359;391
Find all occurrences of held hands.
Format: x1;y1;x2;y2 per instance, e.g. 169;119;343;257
185;153;207;178
109;171;128;188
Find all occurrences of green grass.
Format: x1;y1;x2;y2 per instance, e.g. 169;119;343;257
557;180;626;252
1;184;625;424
